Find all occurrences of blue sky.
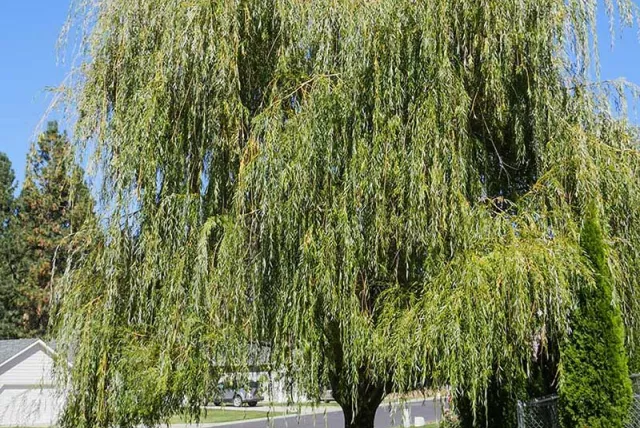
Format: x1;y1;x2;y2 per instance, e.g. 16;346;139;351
0;2;639;190
0;1;71;189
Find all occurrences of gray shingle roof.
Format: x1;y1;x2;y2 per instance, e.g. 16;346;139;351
0;338;39;366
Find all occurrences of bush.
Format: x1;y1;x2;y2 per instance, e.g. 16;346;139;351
559;207;632;428
440;408;461;428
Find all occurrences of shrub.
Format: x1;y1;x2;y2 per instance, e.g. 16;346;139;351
559;206;632;428
440;408;461;428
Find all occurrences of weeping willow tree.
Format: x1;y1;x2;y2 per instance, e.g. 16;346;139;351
53;0;640;427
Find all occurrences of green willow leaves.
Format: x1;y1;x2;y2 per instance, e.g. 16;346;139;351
53;0;640;426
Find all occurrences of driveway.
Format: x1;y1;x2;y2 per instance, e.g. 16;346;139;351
175;400;443;428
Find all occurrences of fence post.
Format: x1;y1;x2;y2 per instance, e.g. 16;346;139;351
517;400;525;428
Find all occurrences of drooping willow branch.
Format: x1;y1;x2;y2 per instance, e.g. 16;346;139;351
52;1;640;426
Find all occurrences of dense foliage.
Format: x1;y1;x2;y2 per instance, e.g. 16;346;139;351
0;123;94;339
15;122;94;336
0;152;20;338
54;1;640;427
559;207;632;428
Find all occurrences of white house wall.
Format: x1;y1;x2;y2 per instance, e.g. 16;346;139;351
0;348;55;386
248;371;308;404
0;385;63;426
0;343;65;427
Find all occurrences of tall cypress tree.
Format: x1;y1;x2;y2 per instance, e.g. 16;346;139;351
16;122;93;337
559;205;632;427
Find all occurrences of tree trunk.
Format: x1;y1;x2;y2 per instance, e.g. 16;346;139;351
325;321;387;428
341;402;378;428
330;374;386;428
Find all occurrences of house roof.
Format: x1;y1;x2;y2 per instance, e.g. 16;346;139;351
0;338;40;366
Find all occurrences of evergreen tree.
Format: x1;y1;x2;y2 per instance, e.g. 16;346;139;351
53;1;640;427
16;122;93;337
559;206;632;428
0;152;20;338
0;153;14;223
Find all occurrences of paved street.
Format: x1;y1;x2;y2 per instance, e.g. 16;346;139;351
179;401;443;428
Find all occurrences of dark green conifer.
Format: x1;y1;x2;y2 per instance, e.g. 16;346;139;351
0;152;20;338
16;122;93;337
559;205;632;428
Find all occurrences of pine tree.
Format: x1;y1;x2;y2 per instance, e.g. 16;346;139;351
559;206;632;428
16;122;93;337
0;152;20;338
0;153;14;222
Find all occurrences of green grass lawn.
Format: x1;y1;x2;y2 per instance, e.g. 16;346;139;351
169;409;281;424
7;410;283;428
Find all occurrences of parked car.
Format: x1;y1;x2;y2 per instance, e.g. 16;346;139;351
213;381;264;407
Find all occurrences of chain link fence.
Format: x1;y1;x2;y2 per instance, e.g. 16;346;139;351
517;375;640;428
632;374;640;394
517;395;559;428
629;396;640;428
